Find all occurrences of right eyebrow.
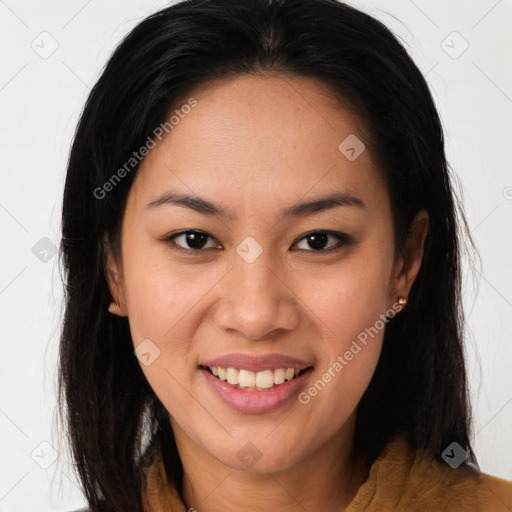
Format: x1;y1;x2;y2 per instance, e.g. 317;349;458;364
145;191;235;219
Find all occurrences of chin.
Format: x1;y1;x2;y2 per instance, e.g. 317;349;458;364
218;451;301;473
204;433;307;473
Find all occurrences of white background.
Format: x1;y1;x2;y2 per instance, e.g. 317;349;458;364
0;0;511;510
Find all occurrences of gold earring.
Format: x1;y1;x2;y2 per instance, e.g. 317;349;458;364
108;300;119;313
398;297;407;307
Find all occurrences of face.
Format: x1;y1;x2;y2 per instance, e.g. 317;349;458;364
107;73;427;472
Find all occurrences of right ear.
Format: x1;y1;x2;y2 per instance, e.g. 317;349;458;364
103;233;128;317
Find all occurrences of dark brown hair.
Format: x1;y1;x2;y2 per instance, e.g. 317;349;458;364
58;0;477;510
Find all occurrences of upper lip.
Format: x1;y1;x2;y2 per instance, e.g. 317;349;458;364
200;353;314;372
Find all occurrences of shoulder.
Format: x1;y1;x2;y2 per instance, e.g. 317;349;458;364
400;441;512;510
453;472;512;510
405;468;512;511
350;435;512;511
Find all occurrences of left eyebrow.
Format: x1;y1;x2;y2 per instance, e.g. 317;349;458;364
280;192;366;217
145;190;365;219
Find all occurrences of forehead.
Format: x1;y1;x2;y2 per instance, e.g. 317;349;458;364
129;73;387;215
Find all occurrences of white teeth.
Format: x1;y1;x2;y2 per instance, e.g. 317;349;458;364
238;369;256;388
273;368;285;385
226;367;239;385
255;369;274;389
207;366;304;389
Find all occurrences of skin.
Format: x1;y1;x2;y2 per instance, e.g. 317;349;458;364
106;73;429;512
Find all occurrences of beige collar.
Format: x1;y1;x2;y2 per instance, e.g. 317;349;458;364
141;436;512;511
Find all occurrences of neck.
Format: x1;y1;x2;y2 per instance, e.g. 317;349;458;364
173;415;368;512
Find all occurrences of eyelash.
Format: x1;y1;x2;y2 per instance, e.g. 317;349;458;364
163;230;352;255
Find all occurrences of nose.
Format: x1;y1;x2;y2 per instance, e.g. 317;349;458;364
213;247;300;341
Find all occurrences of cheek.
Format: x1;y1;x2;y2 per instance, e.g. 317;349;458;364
120;246;212;425
118;237;198;384
295;244;392;409
304;286;386;405
302;247;392;351
121;233;217;343
296;282;386;440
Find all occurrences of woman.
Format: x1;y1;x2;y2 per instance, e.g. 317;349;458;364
59;0;512;510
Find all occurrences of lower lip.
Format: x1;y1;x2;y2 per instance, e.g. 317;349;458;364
201;367;313;414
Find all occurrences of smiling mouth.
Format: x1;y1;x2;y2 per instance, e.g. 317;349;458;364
201;365;313;391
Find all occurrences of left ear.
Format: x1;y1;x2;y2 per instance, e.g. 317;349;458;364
389;209;429;305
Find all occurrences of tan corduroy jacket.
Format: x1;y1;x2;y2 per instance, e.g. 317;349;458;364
140;436;512;512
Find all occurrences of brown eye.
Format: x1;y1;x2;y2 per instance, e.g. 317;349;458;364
166;230;222;253
293;231;352;252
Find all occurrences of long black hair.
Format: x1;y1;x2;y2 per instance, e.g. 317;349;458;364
58;0;478;510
